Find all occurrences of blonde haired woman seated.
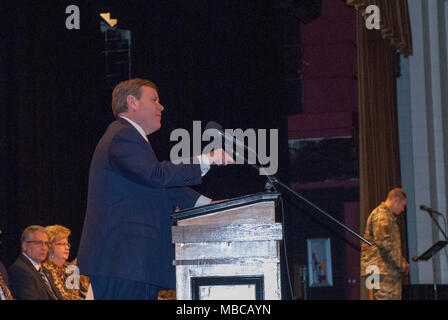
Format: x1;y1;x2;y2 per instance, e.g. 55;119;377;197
43;225;90;300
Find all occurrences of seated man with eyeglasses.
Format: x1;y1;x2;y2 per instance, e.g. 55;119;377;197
8;225;63;300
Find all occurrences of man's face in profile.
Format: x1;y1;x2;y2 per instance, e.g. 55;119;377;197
391;197;407;215
22;231;49;263
132;86;164;135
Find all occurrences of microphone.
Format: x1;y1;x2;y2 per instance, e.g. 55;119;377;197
204;121;223;133
419;205;443;216
204;121;246;146
204;121;232;144
204;121;257;162
204;121;274;177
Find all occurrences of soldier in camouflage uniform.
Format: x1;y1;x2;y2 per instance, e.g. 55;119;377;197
361;188;410;300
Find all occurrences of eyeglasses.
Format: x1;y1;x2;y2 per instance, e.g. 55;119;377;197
26;240;49;247
54;242;71;248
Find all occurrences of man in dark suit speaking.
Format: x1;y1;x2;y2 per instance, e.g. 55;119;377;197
77;78;233;300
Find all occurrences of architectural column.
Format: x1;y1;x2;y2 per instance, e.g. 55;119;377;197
398;0;448;285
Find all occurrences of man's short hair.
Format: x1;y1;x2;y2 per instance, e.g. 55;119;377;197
21;225;47;244
387;188;407;201
111;78;158;118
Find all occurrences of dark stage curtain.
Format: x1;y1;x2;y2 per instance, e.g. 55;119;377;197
0;1;288;267
347;0;413;57
346;0;413;299
0;1;105;266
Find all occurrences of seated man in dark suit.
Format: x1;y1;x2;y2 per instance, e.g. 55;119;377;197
8;225;63;300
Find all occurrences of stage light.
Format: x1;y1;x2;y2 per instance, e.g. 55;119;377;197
100;13;117;28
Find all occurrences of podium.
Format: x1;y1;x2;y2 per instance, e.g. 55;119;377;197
414;206;448;300
412;241;448;262
171;192;282;300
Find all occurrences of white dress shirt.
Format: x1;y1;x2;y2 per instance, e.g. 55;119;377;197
22;252;41;271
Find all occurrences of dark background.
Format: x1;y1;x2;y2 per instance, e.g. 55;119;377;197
0;0;284;262
0;0;365;300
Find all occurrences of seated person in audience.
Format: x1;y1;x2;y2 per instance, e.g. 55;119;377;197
0;263;13;300
43;225;90;300
0;228;14;300
8;225;63;300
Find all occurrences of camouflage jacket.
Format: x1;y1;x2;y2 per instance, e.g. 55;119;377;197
361;203;405;278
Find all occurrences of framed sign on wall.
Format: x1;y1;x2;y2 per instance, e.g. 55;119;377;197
307;238;333;287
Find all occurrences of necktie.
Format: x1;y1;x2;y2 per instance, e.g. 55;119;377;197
0;273;14;300
38;266;59;300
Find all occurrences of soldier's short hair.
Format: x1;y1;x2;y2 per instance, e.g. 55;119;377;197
387;188;407;201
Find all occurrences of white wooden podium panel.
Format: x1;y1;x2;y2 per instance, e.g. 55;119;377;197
177;201;276;226
171;193;282;300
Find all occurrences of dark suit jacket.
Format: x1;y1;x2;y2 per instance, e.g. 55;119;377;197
8;254;63;300
77;118;202;289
